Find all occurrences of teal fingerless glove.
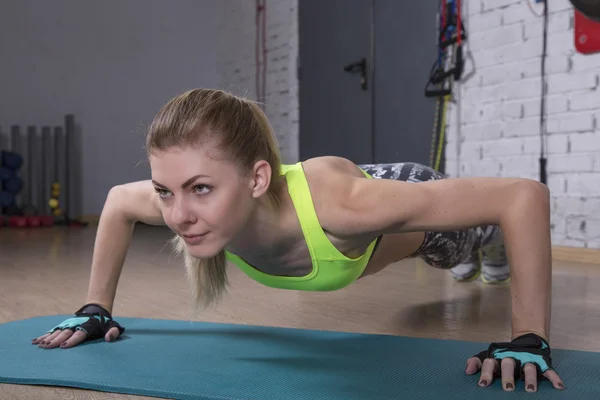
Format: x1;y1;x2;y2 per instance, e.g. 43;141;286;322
475;333;553;379
48;303;125;340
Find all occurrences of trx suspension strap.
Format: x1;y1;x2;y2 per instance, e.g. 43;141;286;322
425;0;466;172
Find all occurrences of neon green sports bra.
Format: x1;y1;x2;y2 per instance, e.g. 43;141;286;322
224;162;379;292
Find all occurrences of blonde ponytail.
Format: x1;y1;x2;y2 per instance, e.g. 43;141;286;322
170;235;229;312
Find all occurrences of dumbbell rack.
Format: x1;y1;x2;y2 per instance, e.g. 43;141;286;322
0;114;84;229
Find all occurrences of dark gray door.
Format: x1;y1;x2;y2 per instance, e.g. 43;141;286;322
373;0;438;165
298;0;374;165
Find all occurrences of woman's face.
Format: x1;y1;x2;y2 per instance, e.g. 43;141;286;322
149;142;264;259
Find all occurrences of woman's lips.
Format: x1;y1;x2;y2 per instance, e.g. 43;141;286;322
181;232;208;245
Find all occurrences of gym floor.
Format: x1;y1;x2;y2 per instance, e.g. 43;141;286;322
1;224;599;399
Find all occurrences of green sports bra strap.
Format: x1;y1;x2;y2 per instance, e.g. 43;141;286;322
283;163;334;258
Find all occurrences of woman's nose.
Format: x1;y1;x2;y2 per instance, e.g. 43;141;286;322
170;199;194;225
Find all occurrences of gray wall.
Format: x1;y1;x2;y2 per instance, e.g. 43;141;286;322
0;0;218;215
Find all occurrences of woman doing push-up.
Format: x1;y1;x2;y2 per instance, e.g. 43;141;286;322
32;88;564;393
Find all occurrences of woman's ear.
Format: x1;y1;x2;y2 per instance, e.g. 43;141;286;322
250;160;272;198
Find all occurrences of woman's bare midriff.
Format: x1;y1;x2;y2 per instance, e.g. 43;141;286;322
359;231;426;278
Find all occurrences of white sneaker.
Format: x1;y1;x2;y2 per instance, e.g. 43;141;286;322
482;263;510;284
450;252;481;282
481;243;510;284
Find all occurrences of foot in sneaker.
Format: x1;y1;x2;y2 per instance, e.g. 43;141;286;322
482;263;510;284
481;242;510;284
451;252;481;282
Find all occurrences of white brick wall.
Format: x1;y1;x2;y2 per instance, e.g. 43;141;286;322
216;0;299;164
446;0;600;248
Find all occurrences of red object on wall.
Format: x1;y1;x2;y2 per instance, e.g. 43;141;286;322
574;9;600;54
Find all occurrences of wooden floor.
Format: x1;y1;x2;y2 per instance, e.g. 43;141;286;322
1;224;600;399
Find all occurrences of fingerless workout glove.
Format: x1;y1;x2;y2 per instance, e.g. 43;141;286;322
48;303;125;340
475;333;553;379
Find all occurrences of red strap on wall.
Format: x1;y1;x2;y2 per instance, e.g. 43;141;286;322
574;9;600;54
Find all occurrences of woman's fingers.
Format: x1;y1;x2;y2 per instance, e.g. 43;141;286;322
105;327;121;342
465;357;482;375
59;330;88;349
42;329;75;349
478;358;498;387
36;330;62;347
500;358;516;391
31;333;51;345
467;357;564;391
543;369;566;390
523;363;538;392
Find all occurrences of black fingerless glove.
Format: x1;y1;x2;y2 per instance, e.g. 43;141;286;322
475;333;553;379
48;303;125;340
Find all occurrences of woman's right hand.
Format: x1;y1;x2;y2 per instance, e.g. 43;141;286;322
31;303;125;349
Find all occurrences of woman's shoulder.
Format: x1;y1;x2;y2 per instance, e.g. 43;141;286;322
301;156;366;179
297;156;373;239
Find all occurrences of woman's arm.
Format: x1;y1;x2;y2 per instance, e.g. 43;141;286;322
85;180;166;313
329;175;552;341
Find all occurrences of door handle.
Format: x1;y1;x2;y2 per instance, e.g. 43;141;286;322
344;57;367;90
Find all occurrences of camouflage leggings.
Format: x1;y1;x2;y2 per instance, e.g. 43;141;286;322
357;162;505;269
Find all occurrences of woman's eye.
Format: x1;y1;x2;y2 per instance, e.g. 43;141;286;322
193;184;212;196
154;188;171;198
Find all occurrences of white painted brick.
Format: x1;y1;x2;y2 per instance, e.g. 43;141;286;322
548;154;594;173
566;217;600;241
551;212;566;236
505;77;541;100
566;173;600;196
497;155;538;177
553;196;600;217
468;24;523;52
570;52;600;72
503;37;544;63
523;9;572;40
545;56;572;76
547;134;569;154
459;159;502;177
587;240;600;249
444;158;459;178
460;122;504;141
548;0;575;13
468;103;504;124
548;71;598;94
502;100;525;118
466;8;503;32
547;174;568;194
594;156;600;172
561;237;588;247
551;232;566;245
481;64;520;87
463;84;505;105
569;132;600;152
483;0;520;10
504;117;540;137
459;140;484;160
547;111;596;134
467;0;484;16
547;31;579;56
547;95;570;114
482;138;526;157
502;4;542;25
513;56;570;81
570;89;600;111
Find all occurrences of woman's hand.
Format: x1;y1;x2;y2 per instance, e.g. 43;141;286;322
465;333;565;392
31;303;125;349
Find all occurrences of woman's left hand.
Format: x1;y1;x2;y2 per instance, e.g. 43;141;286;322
465;333;565;392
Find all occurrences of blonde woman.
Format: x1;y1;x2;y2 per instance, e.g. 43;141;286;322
32;89;563;393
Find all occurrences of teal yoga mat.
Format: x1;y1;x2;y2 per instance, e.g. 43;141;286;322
0;315;597;399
